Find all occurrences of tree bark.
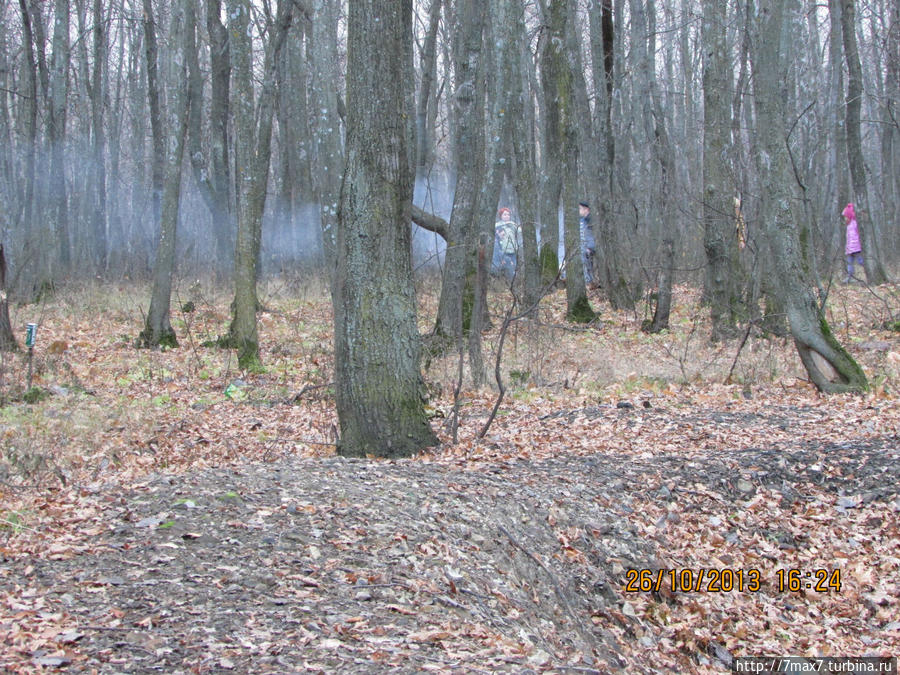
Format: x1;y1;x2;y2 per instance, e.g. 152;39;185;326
308;0;344;274
0;245;17;352
228;0;296;369
334;0;437;458
587;0;634;311
17;0;39;286
142;0;165;236
90;0;108;272
542;0;593;322
48;0;71;271
840;0;888;284
139;0;191;349
415;0;442;177
433;0;486;342
753;0;867;393
702;0;741;340
187;0;234;277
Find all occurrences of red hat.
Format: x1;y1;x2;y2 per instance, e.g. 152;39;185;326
498;207;511;217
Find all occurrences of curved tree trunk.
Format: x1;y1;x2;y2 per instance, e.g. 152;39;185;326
334;0;437;458
753;0;867;394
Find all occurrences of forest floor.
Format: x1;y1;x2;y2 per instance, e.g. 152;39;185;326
0;277;899;673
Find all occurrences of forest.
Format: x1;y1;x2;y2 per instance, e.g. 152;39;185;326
1;0;899;672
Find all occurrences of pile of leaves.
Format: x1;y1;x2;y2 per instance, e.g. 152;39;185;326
0;278;898;672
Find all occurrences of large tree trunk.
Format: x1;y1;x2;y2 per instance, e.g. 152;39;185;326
334;0;437;458
644;0;677;334
208;0;234;272
142;0;165;240
702;0;741;340
542;0;593;322
753;0;867;393
506;0;540;309
274;18;313;270
840;0;888;284
17;0;39;289
828;0;850;260
884;1;900;252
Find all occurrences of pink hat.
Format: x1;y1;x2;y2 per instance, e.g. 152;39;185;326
842;203;855;220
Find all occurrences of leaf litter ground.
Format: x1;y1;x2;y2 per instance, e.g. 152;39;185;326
1;279;899;673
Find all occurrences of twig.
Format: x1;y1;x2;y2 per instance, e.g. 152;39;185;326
724;319;755;384
498;523;597;654
0;518;39;533
82;625;133;632
479;303;514;439
289;382;333;402
270;436;338;447
479;261;568;439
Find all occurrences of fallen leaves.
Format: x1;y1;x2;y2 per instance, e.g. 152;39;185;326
1;282;898;672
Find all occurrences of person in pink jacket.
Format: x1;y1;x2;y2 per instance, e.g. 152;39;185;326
842;202;863;283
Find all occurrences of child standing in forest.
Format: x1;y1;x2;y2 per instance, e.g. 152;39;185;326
494;207;519;281
842;202;863;283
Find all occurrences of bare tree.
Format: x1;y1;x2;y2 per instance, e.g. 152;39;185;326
701;0;742;339
752;0;867;393
307;0;343;272
48;0;71;271
334;0;437;458
227;0;298;369
840;0;888;284
187;0;234;276
89;0;108;271
139;0;191;349
415;0;442;179
432;0;487;342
